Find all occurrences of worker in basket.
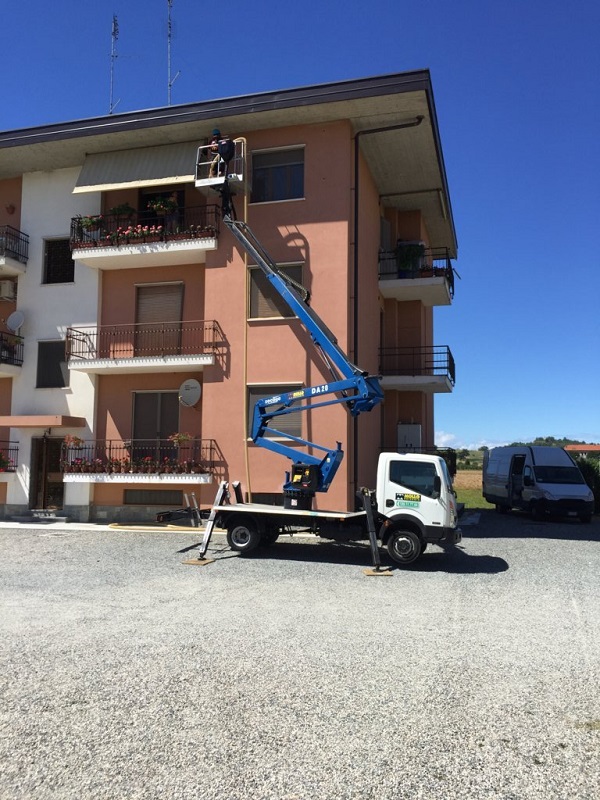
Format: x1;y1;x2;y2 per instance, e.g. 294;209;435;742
208;129;235;178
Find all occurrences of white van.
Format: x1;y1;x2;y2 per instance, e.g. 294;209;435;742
482;446;594;522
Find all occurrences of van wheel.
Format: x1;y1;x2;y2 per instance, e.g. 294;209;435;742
386;529;422;566
226;518;261;553
495;504;509;514
531;502;546;521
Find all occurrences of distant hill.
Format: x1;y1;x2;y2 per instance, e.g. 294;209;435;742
507;436;589;447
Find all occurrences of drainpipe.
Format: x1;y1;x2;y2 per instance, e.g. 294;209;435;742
352;116;424;499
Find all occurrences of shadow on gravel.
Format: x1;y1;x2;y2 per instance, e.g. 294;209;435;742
463;509;600;542
234;539;509;575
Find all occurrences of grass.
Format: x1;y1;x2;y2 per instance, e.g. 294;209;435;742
453;470;495;510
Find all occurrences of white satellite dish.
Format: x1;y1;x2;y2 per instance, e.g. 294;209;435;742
6;310;24;333
178;379;201;408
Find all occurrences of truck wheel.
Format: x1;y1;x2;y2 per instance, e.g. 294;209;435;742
579;513;592;524
227;519;261;554
495;503;509;514
386;529;422;566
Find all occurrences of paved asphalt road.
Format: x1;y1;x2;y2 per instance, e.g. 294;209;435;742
0;511;599;799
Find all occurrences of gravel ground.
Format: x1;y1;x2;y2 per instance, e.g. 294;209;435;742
0;512;599;800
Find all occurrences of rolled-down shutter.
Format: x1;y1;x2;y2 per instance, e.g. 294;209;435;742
135;283;184;355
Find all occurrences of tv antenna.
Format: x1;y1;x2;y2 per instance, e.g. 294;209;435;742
109;14;121;114
167;0;181;105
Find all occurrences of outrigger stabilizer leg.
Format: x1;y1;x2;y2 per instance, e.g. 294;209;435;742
359;488;392;576
181;481;230;566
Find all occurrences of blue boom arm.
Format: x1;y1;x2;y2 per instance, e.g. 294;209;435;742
224;216;384;494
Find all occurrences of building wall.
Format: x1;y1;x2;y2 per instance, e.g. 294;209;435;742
1;109;451;520
202;120;358;510
7;168;100;511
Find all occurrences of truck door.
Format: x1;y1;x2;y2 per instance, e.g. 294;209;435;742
383;458;444;526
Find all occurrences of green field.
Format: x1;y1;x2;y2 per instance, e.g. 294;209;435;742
453;470;495;510
455;486;495;510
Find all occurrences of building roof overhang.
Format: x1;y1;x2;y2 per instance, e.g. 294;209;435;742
0;71;457;253
0;415;86;428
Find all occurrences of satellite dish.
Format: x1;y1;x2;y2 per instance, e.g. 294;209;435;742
6;310;24;333
178;379;201;407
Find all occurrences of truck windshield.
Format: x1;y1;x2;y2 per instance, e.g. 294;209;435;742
389;460;438;498
533;466;585;485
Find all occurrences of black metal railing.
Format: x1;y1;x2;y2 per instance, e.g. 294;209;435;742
0;225;29;264
70;205;220;249
61;438;216;476
0;332;24;367
0;440;19;472
379;246;455;297
66;320;223;361
379;346;455;385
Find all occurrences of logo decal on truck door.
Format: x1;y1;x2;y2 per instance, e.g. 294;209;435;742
395;492;421;507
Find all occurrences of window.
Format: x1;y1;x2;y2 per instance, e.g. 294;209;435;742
36;341;69;388
43;239;74;284
389;459;438;499
248;385;302;439
249;264;303;318
251;148;304;203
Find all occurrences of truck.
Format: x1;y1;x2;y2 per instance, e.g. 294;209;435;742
482;445;594;522
158;146;462;568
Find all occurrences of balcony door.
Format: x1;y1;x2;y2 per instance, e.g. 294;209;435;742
134;283;184;357
132;391;179;461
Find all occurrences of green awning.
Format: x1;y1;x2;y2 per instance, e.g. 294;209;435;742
73;141;198;193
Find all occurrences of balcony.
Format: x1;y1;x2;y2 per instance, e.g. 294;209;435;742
379;346;455;392
0;440;19;477
66;320;223;374
70;204;220;269
61;438;216;484
0;226;29;275
0;332;24;377
379;245;455;306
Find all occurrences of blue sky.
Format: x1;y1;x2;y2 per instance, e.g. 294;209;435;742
3;0;599;448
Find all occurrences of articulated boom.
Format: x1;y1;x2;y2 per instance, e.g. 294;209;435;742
223;214;383;500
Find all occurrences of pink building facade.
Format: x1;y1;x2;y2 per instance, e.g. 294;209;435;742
0;72;458;522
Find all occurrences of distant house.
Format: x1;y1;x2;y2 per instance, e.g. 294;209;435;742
564;444;600;458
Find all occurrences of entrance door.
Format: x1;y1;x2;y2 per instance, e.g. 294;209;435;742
30;437;64;510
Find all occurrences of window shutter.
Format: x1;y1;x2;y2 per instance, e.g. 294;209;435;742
136;283;183;324
250;265;302;318
135;283;184;355
248;386;302;439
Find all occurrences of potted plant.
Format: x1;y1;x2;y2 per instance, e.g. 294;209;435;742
80;215;103;231
147;197;178;216
108;202;135;220
168;432;193;447
64;434;84;448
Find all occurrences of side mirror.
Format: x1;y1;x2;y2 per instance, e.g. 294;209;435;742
433;475;441;498
523;475;534;487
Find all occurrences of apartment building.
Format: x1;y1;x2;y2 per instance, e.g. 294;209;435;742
0;70;457;522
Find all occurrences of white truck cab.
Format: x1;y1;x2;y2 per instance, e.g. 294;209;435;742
376;452;461;563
